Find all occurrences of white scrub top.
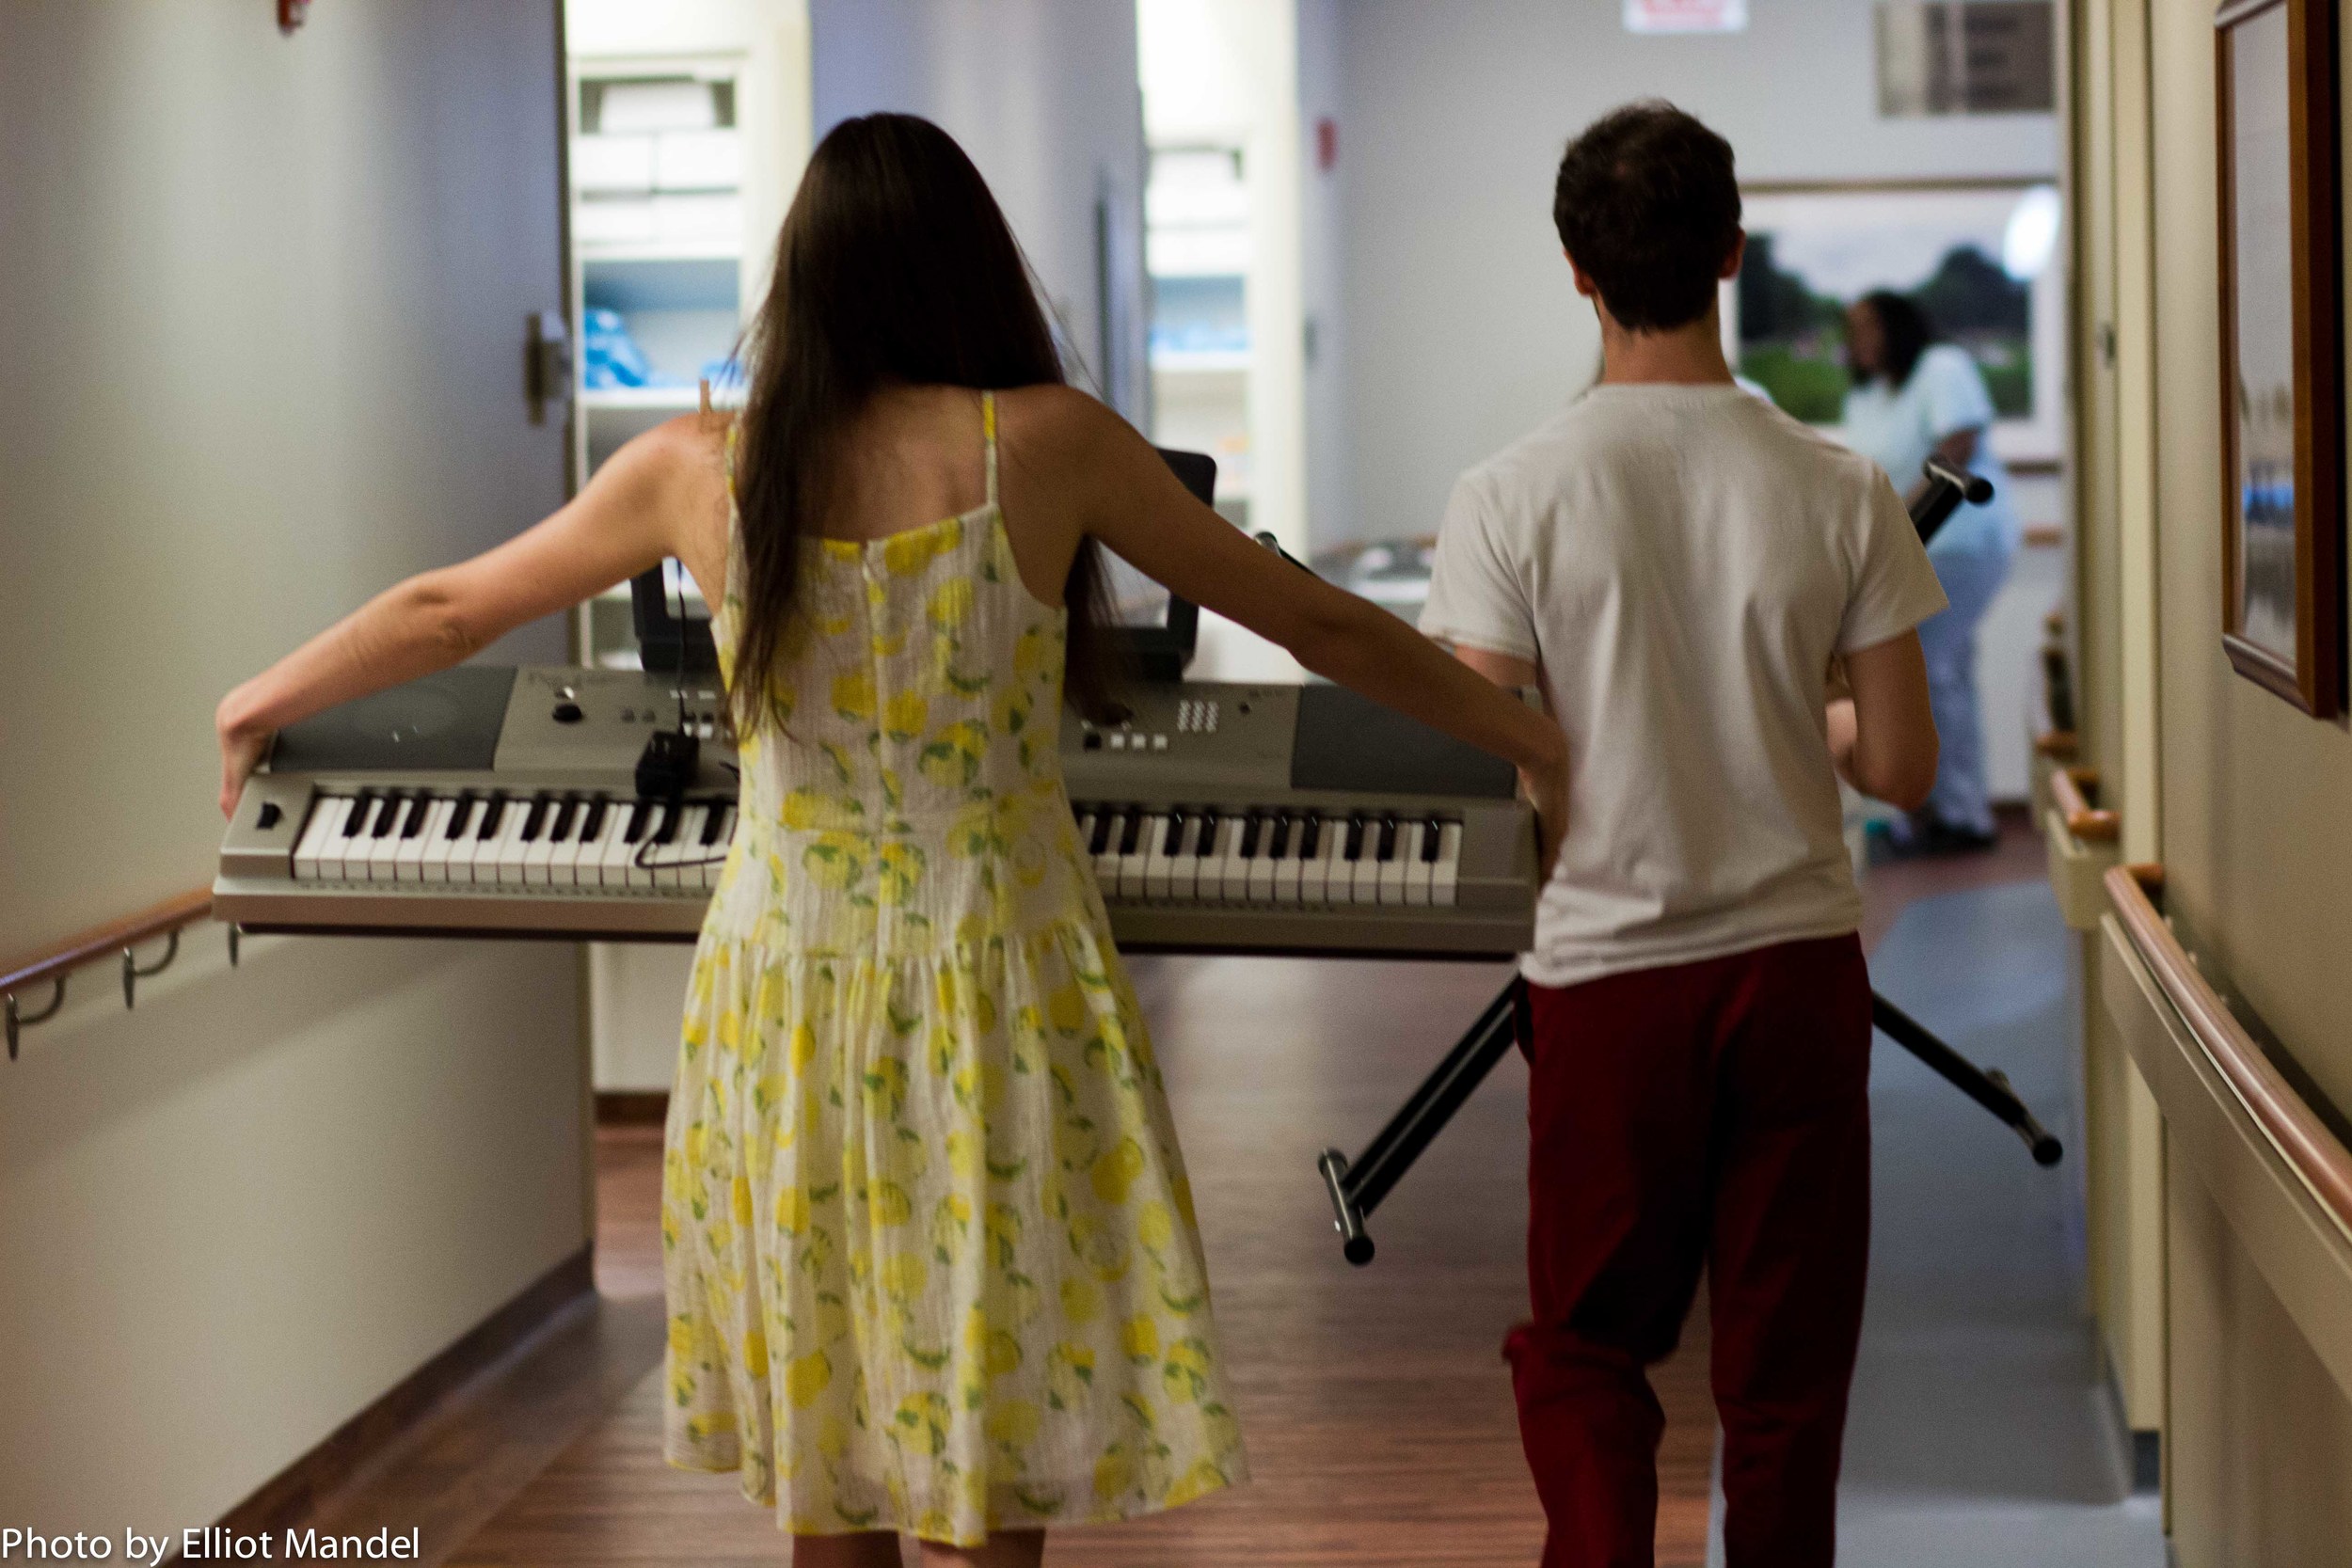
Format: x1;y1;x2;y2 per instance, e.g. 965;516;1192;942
1841;342;2020;557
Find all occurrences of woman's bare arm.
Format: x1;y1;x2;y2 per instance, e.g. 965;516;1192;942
214;415;724;816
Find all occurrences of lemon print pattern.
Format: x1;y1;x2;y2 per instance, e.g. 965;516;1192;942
666;393;1245;1545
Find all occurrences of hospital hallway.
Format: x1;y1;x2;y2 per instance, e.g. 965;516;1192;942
270;814;2158;1566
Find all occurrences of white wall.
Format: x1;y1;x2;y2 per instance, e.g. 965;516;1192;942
811;0;1150;419
0;0;588;1531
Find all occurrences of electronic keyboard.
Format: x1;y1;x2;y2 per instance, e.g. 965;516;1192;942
214;667;1539;958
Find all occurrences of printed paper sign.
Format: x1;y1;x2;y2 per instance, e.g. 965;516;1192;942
1624;0;1749;33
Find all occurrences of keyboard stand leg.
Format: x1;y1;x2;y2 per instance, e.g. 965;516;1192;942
1871;993;2063;1165
1317;977;1524;1266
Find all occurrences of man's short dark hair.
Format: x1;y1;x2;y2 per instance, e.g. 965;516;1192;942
1553;102;1741;333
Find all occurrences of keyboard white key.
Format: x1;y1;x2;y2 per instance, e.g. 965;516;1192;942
361;797;409;883
624;803;667;891
1299;814;1334;905
293;795;347;883
1115;812;1157;900
1404;819;1435;906
1143;813;1179;901
703;806;738;890
658;806;709;889
1175;814;1216;902
1375;817;1410;906
420;797;465;883
488;799;537;885
1244;815;1277;904
455;794;509;885
1089;808;1125;888
548;799;597;888
1272;815;1306;905
1346;816;1380;905
1433;821;1463;907
521;796;564;886
392;796;434;882
1216;815;1251;902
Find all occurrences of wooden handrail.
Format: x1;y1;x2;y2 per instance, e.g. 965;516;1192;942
2051;766;2121;842
3;887;216;1060
2035;729;2080;760
2106;864;2352;1242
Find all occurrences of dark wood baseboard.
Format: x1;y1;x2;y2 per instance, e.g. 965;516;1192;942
214;1245;596;1541
595;1091;669;1126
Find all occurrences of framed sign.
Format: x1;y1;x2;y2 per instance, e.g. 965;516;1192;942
2217;0;2344;715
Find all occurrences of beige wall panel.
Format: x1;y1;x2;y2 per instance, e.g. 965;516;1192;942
2168;1149;2352;1568
2145;0;2352;1116
0;1;577;952
0;0;586;1533
0;933;586;1531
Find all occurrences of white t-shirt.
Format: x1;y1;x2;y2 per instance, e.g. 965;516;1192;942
1420;382;1948;989
1840;343;2022;559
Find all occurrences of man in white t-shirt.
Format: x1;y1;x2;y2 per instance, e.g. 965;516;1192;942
1419;102;1947;1568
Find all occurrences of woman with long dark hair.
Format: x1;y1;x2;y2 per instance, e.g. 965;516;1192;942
1843;290;2020;852
215;115;1566;1565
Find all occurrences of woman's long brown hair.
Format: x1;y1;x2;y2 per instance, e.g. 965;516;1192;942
726;112;1114;736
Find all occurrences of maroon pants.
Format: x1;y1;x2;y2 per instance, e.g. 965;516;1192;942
1503;934;1873;1568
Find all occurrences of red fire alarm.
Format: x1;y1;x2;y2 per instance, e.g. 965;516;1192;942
1315;117;1338;172
278;0;310;34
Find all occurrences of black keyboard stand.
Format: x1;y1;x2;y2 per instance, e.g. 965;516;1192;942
1316;977;2064;1266
1316;460;2058;1267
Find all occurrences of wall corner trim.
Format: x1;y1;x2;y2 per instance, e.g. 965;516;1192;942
213;1246;596;1540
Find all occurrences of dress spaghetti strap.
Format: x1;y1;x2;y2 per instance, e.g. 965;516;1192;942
980;388;999;511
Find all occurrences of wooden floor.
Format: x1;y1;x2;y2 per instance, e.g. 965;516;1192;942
302;814;2043;1567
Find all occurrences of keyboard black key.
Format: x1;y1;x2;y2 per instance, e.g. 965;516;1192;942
1238;812;1263;859
1118;809;1143;856
337;793;369;838
518;794;549;844
1162;810;1187;855
1343;813;1367;861
1267;813;1294;859
579;797;609;842
370;794;401;839
699;801;729;846
445;793;477;840
548;796;580;842
397;794;428;839
1376;816;1400;862
1422;816;1444;863
1089;809;1115;857
652;802;681;845
1298;812;1323;859
477;790;509;839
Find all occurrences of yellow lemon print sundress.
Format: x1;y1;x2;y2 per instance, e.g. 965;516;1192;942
663;392;1247;1544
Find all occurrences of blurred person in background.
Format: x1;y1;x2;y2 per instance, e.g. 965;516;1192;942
1842;290;2021;854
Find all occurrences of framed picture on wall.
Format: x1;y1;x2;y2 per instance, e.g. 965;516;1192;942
1725;180;2067;467
2216;0;2344;716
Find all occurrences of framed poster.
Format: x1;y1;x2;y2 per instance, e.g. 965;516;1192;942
1727;181;2067;466
2217;0;2344;715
